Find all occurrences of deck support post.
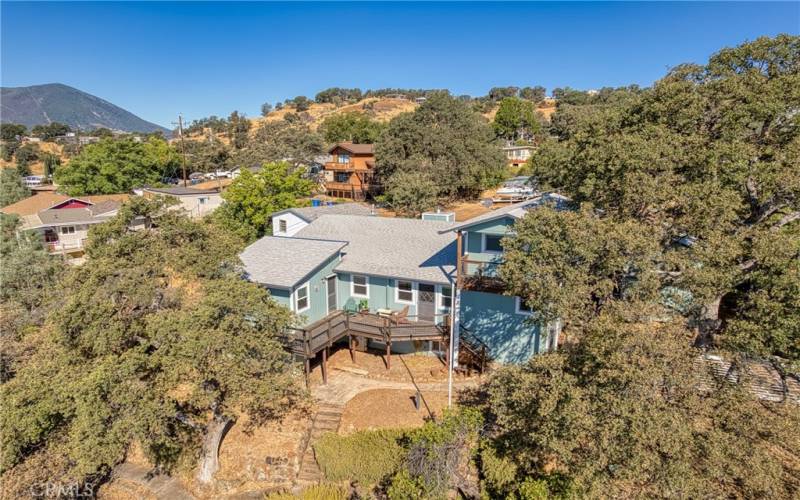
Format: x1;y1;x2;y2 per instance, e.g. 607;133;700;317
386;342;391;370
304;358;310;388
349;335;355;363
322;348;328;385
456;231;463;289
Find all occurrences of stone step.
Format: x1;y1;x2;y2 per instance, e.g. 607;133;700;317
317;404;344;411
314;420;339;431
315;415;342;424
316;409;344;417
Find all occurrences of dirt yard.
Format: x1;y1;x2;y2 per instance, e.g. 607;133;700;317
308;348;455;385
338;388;451;435
97;410;313;500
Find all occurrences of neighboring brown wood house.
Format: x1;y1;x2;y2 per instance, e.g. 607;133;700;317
323;143;379;200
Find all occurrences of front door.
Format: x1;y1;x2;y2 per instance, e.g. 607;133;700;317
326;275;337;313
418;284;436;322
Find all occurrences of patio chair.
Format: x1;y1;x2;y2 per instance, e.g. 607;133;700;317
391;305;410;324
343;298;358;314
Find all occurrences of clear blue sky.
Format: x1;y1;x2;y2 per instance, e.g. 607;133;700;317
2;2;797;127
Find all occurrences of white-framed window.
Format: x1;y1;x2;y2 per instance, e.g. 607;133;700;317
351;274;369;298
482;234;504;253
438;286;452;310
60;226;76;235
295;283;310;312
199;197;207;204
337;153;350;164
395;280;415;304
278;219;287;233
515;296;533;316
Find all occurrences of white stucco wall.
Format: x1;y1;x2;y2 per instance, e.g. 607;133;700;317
175;194;223;218
271;212;308;237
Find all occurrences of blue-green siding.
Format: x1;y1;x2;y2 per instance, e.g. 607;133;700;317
269;288;292;309
267;253;341;326
462;217;515;277
460;290;545;363
336;273;450;322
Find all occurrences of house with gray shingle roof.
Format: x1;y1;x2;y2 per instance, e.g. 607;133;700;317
19;197;123;264
271;203;374;237
240;194;569;364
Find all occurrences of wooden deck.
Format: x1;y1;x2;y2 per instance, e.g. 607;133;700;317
285;311;449;384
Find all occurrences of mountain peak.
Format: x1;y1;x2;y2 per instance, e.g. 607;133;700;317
0;83;170;134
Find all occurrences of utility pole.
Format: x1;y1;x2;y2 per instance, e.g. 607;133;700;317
177;114;188;187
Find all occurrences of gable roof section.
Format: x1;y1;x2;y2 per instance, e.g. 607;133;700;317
240;236;347;290
50;199;93;210
143;186;220;196
441;193;571;233
328;142;375;155
32;200;122;227
0;193;130;217
272;203;374;223
295;215;456;284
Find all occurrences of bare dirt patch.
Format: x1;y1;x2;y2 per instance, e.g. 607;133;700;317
339;389;451;435
310;348;452;385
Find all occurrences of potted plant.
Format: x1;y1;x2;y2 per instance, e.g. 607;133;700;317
358;299;369;312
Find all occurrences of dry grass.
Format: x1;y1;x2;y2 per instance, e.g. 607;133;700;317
250;97;419;133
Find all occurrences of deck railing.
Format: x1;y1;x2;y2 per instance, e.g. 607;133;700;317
286;311;449;357
46;239;87;253
458;256;505;292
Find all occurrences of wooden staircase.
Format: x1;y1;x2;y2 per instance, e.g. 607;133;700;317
456;325;491;375
295;404;344;486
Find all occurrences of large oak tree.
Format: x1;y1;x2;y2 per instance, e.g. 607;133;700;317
521;35;800;366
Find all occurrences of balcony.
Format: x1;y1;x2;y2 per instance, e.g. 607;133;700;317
324;161;358;172
458;255;506;293
46;239;87;254
325;180;382;199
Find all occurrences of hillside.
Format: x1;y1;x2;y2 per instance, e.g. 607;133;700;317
251;97;419;130
0;83;170;134
186;96;556;141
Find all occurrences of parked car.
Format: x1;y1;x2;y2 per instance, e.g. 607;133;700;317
22;175;44;187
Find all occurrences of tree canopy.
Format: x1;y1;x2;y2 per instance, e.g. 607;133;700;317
0;199;303;495
314;87;363;104
319;112;385;144
492;97;543;142
54;137;181;195
483;303;800;498
227;111;251;150
0;123;27;141
375;92;506;200
383;170;439;217
0;169;31;207
31;122;71;141
215;162;313;240
231;120;325;170
530;35;800;366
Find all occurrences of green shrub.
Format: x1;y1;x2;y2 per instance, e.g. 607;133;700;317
395;409;484;498
478;443;518;498
387;469;430;500
313;429;405;486
265;483;348;500
516;479;550;500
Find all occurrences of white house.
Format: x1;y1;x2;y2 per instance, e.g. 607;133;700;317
139;186;223;218
17;198;122;264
